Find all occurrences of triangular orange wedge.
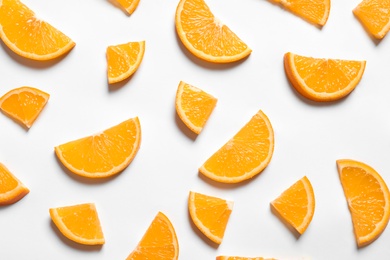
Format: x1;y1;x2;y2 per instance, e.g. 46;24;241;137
188;191;233;244
126;211;179;260
49;203;105;245
0;86;50;129
55;117;141;178
115;0;140;15
175;81;217;134
270;176;315;235
175;0;251;63
199;110;274;183
106;41;145;84
337;159;390;247
0;162;29;205
0;0;75;60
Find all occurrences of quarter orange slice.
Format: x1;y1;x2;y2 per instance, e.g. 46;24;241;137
55;117;141;178
49;203;105;245
115;0;140;15
268;0;330;27
0;86;50;129
0;162;29;205
126;211;179;260
217;257;275;260
337;159;390;247
353;0;390;40
175;0;251;63
188;191;233;244
175;81;217;134
270;176;315;235
0;0;75;61
284;52;366;102
199;110;274;183
106;41;145;84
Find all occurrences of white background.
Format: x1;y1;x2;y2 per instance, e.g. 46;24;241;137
1;0;390;259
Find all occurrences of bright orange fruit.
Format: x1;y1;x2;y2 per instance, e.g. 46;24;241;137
55;117;141;178
175;0;251;63
126;211;179;260
337;159;390;247
0;162;29;205
115;0;140;15
49;203;105;245
0;0;75;60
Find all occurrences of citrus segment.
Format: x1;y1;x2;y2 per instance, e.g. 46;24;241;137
270;176;315;235
0;163;29;205
115;0;140;15
0;0;75;60
337;159;390;247
217;257;275;260
55;117;141;178
353;0;390;40
199;110;274;183
284;52;366;102
106;41;145;84
188;191;233;244
0;86;50;129
49;203;105;245
175;81;217;134
175;0;251;63
126;211;179;260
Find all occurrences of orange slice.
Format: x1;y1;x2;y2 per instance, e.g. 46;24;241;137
0;0;75;61
217;257;275;260
337;159;390;247
270;176;315;235
0;86;50;129
126;211;179;260
55;117;141;178
188;191;233;244
106;41;145;84
175;0;251;63
284;52;366;102
115;0;140;15
199;110;274;183
49;203;105;245
268;0;330;27
353;0;390;40
175;81;217;134
0;162;29;205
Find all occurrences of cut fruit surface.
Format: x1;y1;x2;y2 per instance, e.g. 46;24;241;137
268;0;330;26
106;41;145;84
0;163;29;205
175;0;251;63
115;0;140;15
337;159;390;247
0;86;50;129
126;211;179;260
49;203;105;245
175;81;217;134
55;117;141;178
217;257;275;260
0;0;75;60
199;110;274;183
271;176;315;235
353;0;390;40
188;191;233;244
284;52;366;102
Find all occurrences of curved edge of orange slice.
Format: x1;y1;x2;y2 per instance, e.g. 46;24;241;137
0;163;29;206
115;0;140;15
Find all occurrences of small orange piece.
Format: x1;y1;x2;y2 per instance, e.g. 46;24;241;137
199;110;274;183
268;0;330;27
55;117;141;178
0;0;75;60
0;163;29;205
284;52;366;102
175;81;217;134
126;211;179;260
49;203;105;245
175;0;251;63
106;41;145;84
353;0;390;40
0;86;50;129
188;191;233;244
217;257;275;260
115;0;140;15
337;159;390;247
270;176;315;235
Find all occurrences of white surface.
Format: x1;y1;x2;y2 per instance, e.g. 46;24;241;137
0;0;390;259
